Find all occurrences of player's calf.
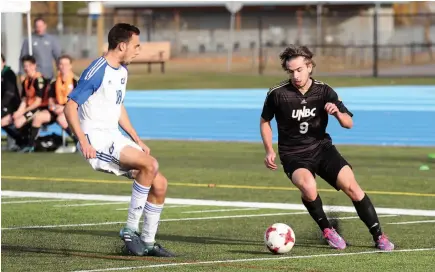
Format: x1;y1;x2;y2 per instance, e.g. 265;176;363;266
336;166;394;250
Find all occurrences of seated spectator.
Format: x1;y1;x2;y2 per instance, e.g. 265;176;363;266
45;54;79;143
1;53;25;149
9;55;54;152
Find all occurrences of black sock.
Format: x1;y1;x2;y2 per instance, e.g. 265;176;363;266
28;126;40;147
302;194;331;231
3;125;25;145
352;194;382;240
64;127;78;143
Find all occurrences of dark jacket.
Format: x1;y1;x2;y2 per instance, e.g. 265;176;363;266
1;66;21;114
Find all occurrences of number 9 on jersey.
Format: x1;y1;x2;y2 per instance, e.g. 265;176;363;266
299;122;309;134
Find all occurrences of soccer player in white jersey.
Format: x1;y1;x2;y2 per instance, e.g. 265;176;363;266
64;23;175;257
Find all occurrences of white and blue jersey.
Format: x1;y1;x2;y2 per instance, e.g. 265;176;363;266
68;56;128;133
69;57;142;176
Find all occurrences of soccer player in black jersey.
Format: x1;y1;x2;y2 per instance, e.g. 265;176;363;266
260;45;394;251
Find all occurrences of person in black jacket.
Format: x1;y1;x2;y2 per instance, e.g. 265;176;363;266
1;53;25;148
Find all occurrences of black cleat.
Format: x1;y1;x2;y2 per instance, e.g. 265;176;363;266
145;243;176;257
119;227;148;256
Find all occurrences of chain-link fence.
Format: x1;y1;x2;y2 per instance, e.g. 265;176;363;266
13;7;435;76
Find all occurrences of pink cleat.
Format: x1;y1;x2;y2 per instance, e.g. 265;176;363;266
375;234;394;251
323;228;347;250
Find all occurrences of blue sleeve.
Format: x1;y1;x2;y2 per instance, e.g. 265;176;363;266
68;60;106;105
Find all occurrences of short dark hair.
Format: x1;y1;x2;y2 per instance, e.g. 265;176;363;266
280;45;316;74
34;17;45;25
21;55;36;64
107;23;140;50
1;53;5;63
58;54;73;64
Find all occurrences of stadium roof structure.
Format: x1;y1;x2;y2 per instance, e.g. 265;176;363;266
102;1;396;8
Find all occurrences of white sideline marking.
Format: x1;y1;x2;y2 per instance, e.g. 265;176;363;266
1;199;67;204
182;208;259;214
3;190;435;217
115;205;191;211
73;247;435;272
1;213;397;231
330;215;397;220
1;212;308;230
54;202;126;207
387;219;435;225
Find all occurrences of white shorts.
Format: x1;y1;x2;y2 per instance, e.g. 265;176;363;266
77;130;142;176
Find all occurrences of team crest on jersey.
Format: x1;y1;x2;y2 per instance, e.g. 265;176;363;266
121;78;126;84
37;77;44;89
292;106;316;121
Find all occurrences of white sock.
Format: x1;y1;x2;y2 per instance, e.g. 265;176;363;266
141;201;164;244
126;180;150;231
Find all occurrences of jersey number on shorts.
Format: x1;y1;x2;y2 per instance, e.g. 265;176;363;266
116;90;123;104
299;122;309;134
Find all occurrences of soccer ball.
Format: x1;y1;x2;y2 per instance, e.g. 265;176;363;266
264;223;295;254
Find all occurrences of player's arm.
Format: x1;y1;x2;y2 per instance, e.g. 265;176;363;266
119;104;140;143
64;66;105;158
325;86;353;129
260;91;277;170
64;99;87;143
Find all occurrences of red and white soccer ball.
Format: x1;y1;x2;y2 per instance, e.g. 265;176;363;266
264;223;295;254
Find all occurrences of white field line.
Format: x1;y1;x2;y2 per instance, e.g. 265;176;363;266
387;219;435;225
182;208;259;214
53;202;126;207
330;215;398;220
3;190;435;217
1;213;396;231
1;212;308;230
1;199;67;204
115;205;191;211
72;247;435;272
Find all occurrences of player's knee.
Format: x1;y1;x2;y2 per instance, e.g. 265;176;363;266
300;182;318;201
32;116;42;127
291;169;317;199
341;180;364;201
138;156;159;176
337;166;364;201
13;118;22;128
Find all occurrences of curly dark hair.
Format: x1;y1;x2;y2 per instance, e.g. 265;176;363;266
108;23;140;50
279;45;316;74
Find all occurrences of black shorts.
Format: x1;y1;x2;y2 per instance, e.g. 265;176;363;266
23;107;57;124
280;145;351;191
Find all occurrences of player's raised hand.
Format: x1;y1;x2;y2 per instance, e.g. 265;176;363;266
325;103;339;115
264;151;277;170
138;141;151;155
80;141;97;159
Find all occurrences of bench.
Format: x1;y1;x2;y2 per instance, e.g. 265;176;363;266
102;42;171;73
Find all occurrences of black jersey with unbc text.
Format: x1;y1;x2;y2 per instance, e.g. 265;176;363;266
261;78;353;156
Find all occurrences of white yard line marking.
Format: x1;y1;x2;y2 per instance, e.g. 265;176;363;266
182;208;259;214
54;202;126;207
2;221;126;230
3;190;435;217
72;247;435;272
331;215;397;220
115;205;191;211
1;213;398;231
1;199;67;204
387;219;435;225
1;212;307;230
